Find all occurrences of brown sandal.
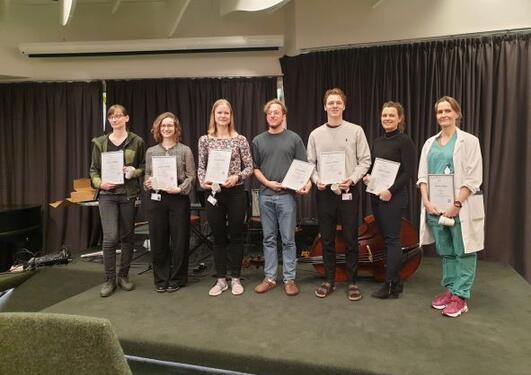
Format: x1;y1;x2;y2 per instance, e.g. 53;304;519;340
347;284;362;301
315;282;335;298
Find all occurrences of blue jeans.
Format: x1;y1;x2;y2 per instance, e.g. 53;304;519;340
259;193;297;281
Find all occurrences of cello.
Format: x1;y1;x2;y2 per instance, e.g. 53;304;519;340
301;215;422;282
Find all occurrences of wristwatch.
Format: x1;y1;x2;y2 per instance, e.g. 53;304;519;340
453;200;463;208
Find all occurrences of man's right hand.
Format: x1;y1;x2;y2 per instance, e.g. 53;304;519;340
267;180;283;192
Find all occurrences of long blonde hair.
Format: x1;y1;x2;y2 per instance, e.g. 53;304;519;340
208;99;237;136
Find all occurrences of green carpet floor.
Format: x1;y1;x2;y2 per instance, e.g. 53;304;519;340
1;256;530;375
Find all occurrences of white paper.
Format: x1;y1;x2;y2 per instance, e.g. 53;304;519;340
366;158;401;195
152;156;178;190
281;160;314;191
318;151;346;185
205;149;232;184
428;174;455;211
101;151;124;184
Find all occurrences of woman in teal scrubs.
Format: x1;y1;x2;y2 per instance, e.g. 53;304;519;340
417;96;485;318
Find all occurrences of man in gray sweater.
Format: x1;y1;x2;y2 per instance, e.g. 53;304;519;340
252;99;311;296
307;88;371;301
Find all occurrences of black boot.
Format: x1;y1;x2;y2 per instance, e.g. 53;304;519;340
371;281;402;299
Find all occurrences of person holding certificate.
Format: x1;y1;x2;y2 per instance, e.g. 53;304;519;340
89;104;145;298
251;99;311;296
144;112;196;293
197;99;253;296
417;96;484;318
362;102;416;299
307;88;371;301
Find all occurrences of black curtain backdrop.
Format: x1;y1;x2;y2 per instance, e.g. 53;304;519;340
0;81;103;255
280;33;530;281
106;76;277;211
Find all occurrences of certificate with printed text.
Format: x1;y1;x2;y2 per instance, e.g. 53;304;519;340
282;160;314;191
428;174;455;211
366;158;400;195
101;151;124;184
205;149;232;184
318;151;346;185
152;156;178;190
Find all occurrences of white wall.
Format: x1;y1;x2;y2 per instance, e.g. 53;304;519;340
0;0;529;81
292;0;531;52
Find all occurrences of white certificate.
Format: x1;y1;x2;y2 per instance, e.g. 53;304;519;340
366;158;401;195
318;151;346;185
152;156;178;190
205;149;232;184
428;174;455;211
101;151;124;184
281;160;315;191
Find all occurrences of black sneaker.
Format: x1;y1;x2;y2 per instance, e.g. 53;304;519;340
166;283;180;293
155;285;166;293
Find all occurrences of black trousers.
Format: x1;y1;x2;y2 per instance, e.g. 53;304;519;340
146;193;190;287
371;188;407;283
316;187;360;285
206;185;246;278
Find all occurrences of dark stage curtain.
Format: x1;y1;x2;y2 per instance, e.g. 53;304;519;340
106;76;278;205
280;33;530;281
0;81;103;255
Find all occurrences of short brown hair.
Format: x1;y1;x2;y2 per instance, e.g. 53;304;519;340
151;112;182;143
434;96;462;126
382;101;406;132
323;88;347;106
263;99;287;115
107;104;128;118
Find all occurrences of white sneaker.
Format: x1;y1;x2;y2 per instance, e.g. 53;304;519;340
231;278;244;296
208;279;228;296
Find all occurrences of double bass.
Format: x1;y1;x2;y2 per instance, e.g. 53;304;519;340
301;215;422;282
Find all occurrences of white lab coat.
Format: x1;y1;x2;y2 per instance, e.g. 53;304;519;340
417;128;485;253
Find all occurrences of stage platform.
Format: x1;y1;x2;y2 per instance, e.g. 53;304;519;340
1;255;530;375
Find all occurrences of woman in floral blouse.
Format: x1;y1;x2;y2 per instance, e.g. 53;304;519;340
198;99;253;296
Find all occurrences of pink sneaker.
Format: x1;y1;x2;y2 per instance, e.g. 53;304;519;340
431;290;453;310
442;295;468;317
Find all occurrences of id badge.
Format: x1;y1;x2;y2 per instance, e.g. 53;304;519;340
151;193;161;201
342;193;352;201
207;195;218;206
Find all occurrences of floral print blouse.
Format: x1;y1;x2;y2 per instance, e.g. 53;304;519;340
197;134;253;185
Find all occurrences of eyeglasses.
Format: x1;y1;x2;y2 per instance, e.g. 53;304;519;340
267;110;283;116
108;114;125;120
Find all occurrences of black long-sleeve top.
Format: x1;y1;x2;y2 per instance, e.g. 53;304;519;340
368;129;417;194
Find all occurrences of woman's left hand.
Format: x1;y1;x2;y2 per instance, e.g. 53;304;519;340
378;190;392;201
222;175;240;188
443;204;460;218
339;179;352;191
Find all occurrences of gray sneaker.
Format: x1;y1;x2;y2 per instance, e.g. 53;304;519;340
100;280;116;297
117;276;135;291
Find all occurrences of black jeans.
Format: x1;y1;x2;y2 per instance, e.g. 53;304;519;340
146;192;190;288
206;185;246;278
371;188;408;283
98;193;136;281
316;187;360;285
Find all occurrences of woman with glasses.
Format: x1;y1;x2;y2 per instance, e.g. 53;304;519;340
90;104;145;298
144;112;196;293
197;99;253;296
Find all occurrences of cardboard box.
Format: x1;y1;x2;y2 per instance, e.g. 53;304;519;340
67;178;97;203
49;178;97;208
